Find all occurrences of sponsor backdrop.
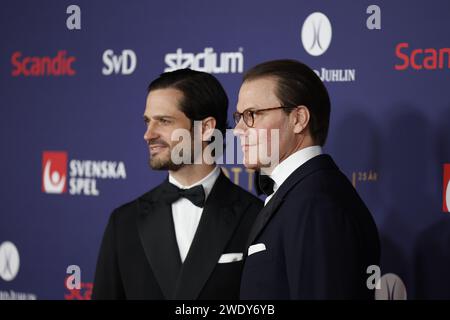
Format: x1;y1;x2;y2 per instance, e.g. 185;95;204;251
1;0;449;299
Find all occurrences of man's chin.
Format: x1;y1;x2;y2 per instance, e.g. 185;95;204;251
149;156;182;171
243;158;278;171
242;158;261;170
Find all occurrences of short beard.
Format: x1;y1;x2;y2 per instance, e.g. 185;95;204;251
148;124;200;171
148;139;195;171
149;156;183;171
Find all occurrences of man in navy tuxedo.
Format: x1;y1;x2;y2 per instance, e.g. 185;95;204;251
233;60;380;299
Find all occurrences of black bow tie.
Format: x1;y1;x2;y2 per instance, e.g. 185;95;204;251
161;180;206;208
258;173;275;196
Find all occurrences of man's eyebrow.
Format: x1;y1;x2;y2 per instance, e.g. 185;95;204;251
240;106;259;112
143;115;176;121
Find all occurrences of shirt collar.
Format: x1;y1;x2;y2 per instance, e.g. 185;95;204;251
266;146;323;194
169;166;220;200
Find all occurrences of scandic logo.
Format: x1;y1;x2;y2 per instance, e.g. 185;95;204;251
11;50;76;77
395;43;450;70
42;151;126;196
42;151;68;194
443;164;450;212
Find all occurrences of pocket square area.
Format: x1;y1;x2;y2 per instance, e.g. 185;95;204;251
248;243;266;256
218;253;243;263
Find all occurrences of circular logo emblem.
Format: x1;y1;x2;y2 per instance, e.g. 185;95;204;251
0;241;20;281
301;12;332;56
375;273;407;300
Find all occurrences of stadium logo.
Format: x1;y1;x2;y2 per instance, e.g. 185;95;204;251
301;12;332;56
375;273;407;300
42;151;127;196
0;241;20;282
164;47;244;74
300;12;355;82
443;164;450;212
11;50;76;77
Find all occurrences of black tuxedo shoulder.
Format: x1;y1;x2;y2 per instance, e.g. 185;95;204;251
222;176;263;207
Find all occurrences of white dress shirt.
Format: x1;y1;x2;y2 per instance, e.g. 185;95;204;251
263;146;323;206
169;166;220;262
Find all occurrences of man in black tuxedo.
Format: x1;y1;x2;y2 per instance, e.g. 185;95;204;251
92;69;262;299
233;60;380;299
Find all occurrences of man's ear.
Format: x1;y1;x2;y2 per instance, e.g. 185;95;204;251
202;117;217;141
292;105;310;134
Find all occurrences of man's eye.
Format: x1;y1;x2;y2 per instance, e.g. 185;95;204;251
160;118;171;124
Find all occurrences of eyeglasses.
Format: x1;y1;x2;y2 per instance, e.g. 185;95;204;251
233;105;296;128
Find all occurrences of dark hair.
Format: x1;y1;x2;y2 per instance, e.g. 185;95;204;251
243;59;330;146
147;68;229;137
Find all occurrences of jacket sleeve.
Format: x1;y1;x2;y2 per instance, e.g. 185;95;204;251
282;195;371;299
92;210;126;300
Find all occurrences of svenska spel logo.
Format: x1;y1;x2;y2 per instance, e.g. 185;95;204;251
42;151;68;194
42;151;126;196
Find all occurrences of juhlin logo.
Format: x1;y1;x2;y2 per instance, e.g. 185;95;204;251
300;12;355;82
443;164;450;212
0;241;20;282
301;12;332;56
42;151;68;194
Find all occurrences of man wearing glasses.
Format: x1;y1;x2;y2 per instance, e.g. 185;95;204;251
233;59;380;299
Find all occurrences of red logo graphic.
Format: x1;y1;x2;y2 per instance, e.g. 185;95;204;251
395;42;450;70
11;50;76;77
395;42;450;71
443;164;450;213
42;151;68;194
64;277;92;300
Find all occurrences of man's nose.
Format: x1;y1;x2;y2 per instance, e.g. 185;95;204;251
144;122;158;142
233;118;247;136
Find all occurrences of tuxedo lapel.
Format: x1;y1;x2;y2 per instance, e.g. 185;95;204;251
245;154;338;248
173;172;248;299
137;185;182;299
245;195;284;252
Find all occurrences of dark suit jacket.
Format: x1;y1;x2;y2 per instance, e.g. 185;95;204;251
92;172;262;299
240;154;380;299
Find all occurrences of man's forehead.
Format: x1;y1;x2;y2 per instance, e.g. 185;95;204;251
145;88;183;115
237;79;279;111
146;88;183;104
